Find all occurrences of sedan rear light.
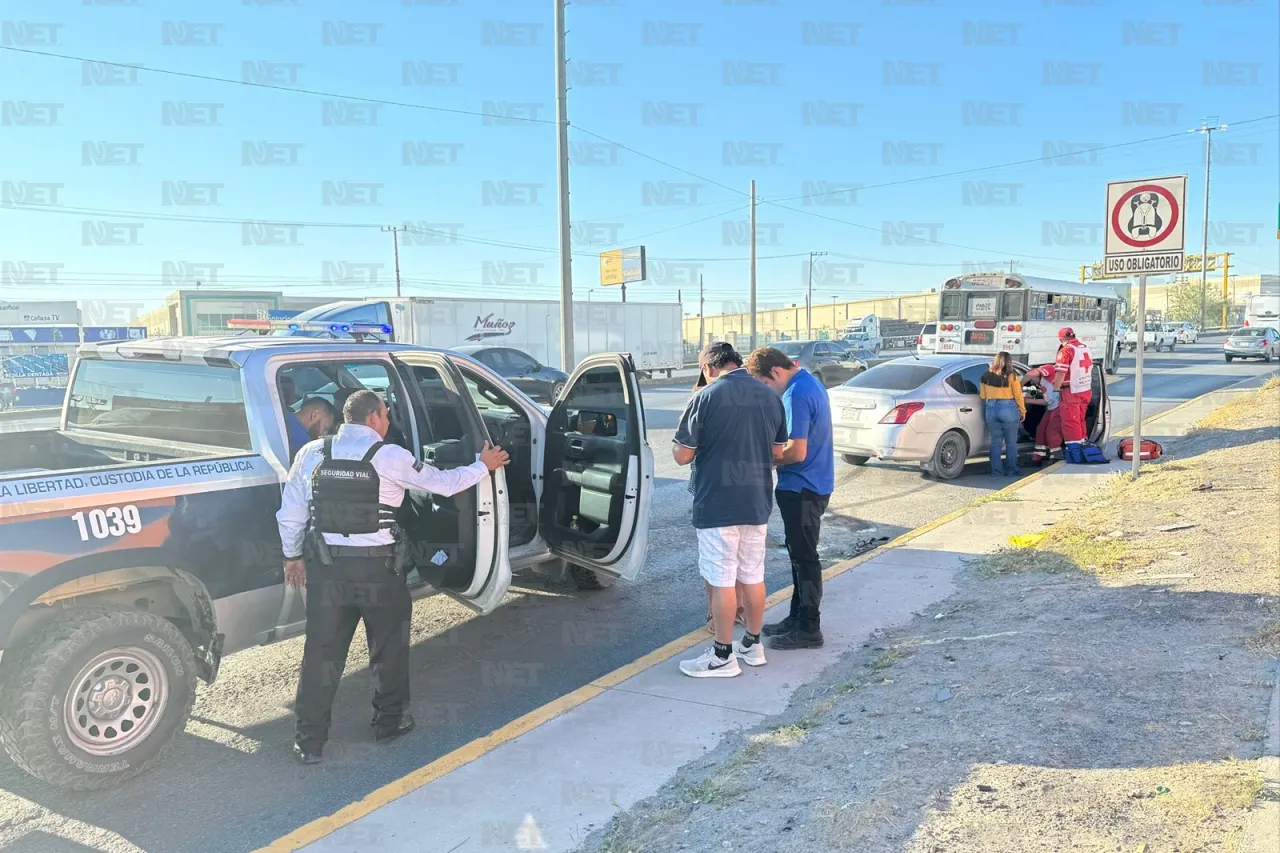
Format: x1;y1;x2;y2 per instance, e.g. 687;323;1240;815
880;401;924;425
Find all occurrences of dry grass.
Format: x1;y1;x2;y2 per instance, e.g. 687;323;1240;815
970;546;1074;577
971;380;1280;593
1248;620;1280;657
908;761;1264;853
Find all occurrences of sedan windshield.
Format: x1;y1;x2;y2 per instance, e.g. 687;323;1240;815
843;363;941;391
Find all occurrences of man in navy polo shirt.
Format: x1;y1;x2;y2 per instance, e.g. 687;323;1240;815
673;342;787;677
746;346;835;650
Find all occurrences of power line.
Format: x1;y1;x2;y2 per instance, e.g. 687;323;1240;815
0;45;557;126
765;115;1279;205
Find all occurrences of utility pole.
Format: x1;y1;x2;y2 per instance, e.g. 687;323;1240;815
698;274;705;347
1194;118;1227;332
749;179;757;351
806;250;827;340
381;225;405;297
554;0;575;372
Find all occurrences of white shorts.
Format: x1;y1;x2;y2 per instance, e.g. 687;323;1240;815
697;525;768;588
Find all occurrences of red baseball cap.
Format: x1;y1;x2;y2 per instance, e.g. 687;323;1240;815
1057;326;1076;340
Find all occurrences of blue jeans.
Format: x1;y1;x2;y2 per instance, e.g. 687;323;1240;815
985;399;1022;476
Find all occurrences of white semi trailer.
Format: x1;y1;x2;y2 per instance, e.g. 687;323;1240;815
242;297;685;376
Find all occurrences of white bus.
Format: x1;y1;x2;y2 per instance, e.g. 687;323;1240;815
934;274;1125;374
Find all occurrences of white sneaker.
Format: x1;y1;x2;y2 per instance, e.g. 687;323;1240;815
679;647;742;678
734;639;767;667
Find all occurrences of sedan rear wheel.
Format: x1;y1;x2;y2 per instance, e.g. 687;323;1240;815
929;430;969;480
549;381;566;402
842;454;870;466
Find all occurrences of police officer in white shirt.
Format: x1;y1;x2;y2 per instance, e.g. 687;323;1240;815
277;389;509;764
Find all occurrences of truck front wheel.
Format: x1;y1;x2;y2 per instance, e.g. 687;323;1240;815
0;608;197;790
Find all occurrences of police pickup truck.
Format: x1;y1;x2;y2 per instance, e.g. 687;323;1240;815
0;330;653;790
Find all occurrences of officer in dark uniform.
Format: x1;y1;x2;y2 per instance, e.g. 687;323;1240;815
277;389;509;764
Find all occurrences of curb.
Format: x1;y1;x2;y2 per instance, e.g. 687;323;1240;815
1112;369;1278;439
255;378;1257;853
254;460;1064;853
0;406;58;421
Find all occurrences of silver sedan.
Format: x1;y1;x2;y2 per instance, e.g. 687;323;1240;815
828;354;1112;480
1223;327;1280;362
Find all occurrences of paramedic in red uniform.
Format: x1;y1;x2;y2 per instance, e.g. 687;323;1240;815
1053;327;1093;458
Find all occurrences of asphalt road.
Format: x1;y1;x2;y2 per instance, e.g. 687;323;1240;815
0;342;1274;853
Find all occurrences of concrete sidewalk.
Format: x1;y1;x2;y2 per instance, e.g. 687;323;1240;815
272;375;1276;853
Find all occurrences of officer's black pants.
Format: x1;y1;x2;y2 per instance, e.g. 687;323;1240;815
776;488;830;632
294;554;411;751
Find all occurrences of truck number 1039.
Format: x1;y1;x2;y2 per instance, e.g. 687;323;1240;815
71;506;143;541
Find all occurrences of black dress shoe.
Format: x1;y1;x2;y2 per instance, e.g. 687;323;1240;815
293;742;323;765
374;714;415;742
761;616;796;637
766;628;825;650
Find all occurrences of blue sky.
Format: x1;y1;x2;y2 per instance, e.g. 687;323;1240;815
0;0;1276;316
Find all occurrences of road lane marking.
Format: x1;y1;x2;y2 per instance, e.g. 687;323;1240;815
253;459;1062;853
256;372;1265;852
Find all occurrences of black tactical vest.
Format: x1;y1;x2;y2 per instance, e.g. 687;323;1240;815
309;439;397;537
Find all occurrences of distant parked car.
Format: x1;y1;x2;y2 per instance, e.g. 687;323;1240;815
1173;322;1199;344
1223;327;1280;362
774;340;867;387
453;345;569;402
916;323;938;356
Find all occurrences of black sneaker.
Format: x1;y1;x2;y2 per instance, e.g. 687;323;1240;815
374;714;416;743
761;616;796;637
766;628;825;651
293;742;323;765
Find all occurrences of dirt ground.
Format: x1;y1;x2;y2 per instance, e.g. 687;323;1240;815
579;381;1280;853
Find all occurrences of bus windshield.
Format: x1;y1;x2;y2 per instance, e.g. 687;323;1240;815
964;292;999;319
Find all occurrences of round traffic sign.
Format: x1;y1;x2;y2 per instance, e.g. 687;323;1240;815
1110;183;1181;248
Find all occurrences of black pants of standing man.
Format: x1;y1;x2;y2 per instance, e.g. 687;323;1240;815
294;554;412;755
774;488;830;639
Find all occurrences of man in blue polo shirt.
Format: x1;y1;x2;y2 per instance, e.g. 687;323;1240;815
673;342;787;678
747;346;835;650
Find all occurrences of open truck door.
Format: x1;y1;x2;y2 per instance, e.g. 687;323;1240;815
391;351;512;614
539;353;653;581
1088;362;1111;446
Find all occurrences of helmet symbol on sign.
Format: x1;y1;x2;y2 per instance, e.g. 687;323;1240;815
1127;193;1163;238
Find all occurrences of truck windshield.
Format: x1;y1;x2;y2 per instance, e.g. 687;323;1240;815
66;359;252;449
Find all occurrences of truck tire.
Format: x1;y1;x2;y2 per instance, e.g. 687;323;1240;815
0;608;197;791
842;454;870;466
1104;359;1117;376
1167;341;1175;352
569;564;617;590
929;430;969;481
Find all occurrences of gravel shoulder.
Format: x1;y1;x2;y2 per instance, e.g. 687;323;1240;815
576;380;1280;853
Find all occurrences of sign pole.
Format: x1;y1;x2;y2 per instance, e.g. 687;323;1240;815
1131;273;1148;479
749;179;758;351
